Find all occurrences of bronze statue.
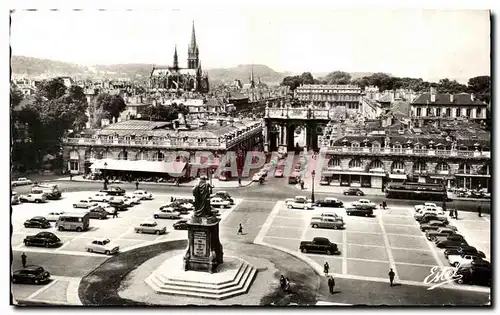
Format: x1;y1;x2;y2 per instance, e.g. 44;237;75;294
192;176;214;218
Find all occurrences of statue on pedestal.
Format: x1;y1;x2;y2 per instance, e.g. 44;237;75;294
192;176;214;219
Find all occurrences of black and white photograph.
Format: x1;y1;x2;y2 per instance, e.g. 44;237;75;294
8;3;493;307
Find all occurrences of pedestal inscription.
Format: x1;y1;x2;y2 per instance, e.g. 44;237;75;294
193;231;207;257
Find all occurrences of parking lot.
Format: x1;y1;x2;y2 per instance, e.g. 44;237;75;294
257;200;491;288
11;191;242;256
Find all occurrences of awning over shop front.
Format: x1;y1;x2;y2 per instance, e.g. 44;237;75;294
90;159;187;175
388;174;407;180
454;173;491;178
322;171;386;177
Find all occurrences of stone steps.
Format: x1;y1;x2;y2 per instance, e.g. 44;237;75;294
145;260;257;300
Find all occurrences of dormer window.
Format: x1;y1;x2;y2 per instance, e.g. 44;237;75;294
351;141;360;148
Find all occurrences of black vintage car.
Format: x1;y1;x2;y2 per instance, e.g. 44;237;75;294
315;198;343;208
24;232;61;248
299;237;338;255
419;214;448;224
12;265;51;284
345;207;373;217
24;217;51;229
100;186;126;196
88;207;108;220
173;219;189;230
436;240;468;249
343;188;364;196
455;266;491;286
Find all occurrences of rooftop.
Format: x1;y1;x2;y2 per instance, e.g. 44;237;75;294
412;93;487;106
298;84;361;90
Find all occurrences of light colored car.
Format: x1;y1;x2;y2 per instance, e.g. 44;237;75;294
351;199;376;210
85;239;120;255
73;199;98;209
135;221;166;235
45;211;66;222
12;177;33;187
414;202;442;212
286;196;315;210
153;208;181;219
124;194;141;205
19;193;46;203
274;169;284;177
252;173;264;182
448;253;484;267
11;192;20;205
133;190;154;200
89;193;112;202
320;212;344;221
310;217;345;229
414;208;447;220
210;197;231;208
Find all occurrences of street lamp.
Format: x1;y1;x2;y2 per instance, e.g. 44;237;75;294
209;168;213;186
311;170;316;203
103;162;108;190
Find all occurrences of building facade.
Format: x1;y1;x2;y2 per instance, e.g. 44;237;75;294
410;87;488;127
62;119;263;179
319;119;491;191
294;84;362;110
149;22;209;93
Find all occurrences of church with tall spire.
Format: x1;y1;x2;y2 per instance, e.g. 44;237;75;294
150;22;209;93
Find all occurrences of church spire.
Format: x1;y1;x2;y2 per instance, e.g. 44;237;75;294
173;45;178;69
190;21;197;51
250;64;255;88
188;21;199;69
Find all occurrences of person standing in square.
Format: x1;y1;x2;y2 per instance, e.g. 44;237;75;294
388;268;395;287
328;276;335;294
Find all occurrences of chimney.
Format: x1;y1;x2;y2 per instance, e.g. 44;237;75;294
450;94;454;103
471;93;475;101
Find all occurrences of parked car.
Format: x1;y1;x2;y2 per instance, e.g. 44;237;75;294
11;192;20;205
24;232;62;248
252;173;265;182
310;217;345;230
12;265;50;284
56;213;90;232
419;214;449;224
315;198;343;208
88;206;109;220
45;211;66;222
299;237;338;255
124;194;141;205
211;191;234;204
12;177;33;187
274;169;284;178
414;202;442;212
320;212;344;221
173;219;189;230
444;246;486;259
73;199;98;209
85;239;119;255
286;196;314;210
173;197;194;204
448;253;484;267
32;184;61;200
351;199;376;210
420;220;457;232
414;208;447;221
319;177;330;186
100;186;126;196
24;217;51;229
89;193;112;203
154;208;181;219
455;266;491;286
426;227;457;241
210;197;231;208
160;203;189;214
345;206;373;217
135;221;166;235
436;239;468;249
435;234;466;244
133;190;154;200
19;193;46;204
343;188;364;196
172;200;194;211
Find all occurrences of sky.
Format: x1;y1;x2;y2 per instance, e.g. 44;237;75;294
10;9;490;83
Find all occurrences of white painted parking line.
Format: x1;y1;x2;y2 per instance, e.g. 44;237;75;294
12;247;102;257
377;213;399;282
382;223;419;227
254;201;283;244
411;215;445;268
346;243;385;249
272;225;305;229
394;261;437;268
316;301;352;306
55;230;94;252
389;246;431;252
342;229;347;275
27;278;61;300
263;235;300;241
385;233;424;238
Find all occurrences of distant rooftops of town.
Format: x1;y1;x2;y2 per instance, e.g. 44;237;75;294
297;84;362;90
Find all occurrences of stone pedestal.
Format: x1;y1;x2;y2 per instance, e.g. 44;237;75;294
183;216;223;273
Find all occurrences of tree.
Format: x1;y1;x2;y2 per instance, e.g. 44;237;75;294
436;79;468;94
10;85;24;108
38;77;67;100
95;93;126;121
299;72;315;85
323;71;351;85
467;75;490;104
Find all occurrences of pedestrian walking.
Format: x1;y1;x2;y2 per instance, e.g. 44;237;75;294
113;208;118;218
478;206;482;217
238;177;242;187
279;275;286;291
300;180;305;190
454;209;459;220
284;277;291;292
323;262;329;276
382;201;387;210
237;224;243;235
135;181;139;190
388;268;395;287
171;196;174;202
328;276;335;294
70;173;73;181
21;252;27;268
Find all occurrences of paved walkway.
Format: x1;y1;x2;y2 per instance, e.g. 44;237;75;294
13;276;82;305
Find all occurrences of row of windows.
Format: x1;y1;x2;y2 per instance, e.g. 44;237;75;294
298;95;360;101
414;107;483;118
327;159;490;174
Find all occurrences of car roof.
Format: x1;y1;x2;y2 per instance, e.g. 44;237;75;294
324;198;339;201
142;220;157;224
22;265;43;271
359;199;370;202
322;212;338;215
